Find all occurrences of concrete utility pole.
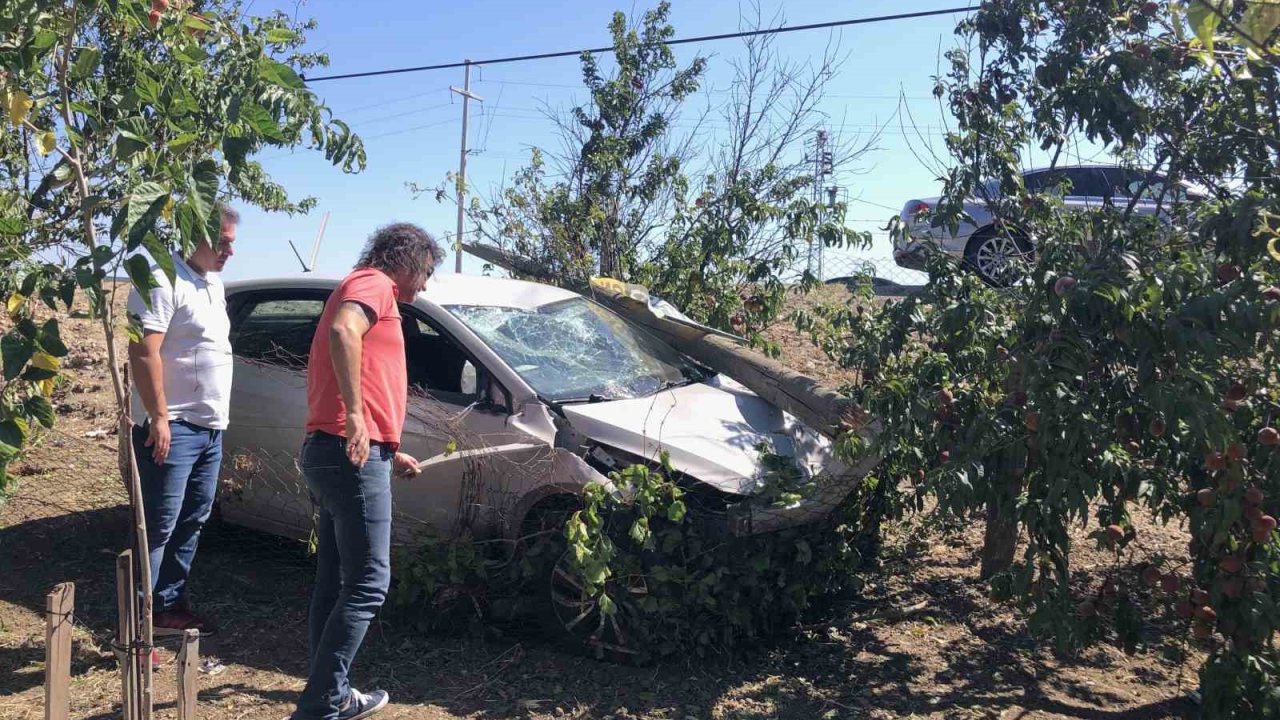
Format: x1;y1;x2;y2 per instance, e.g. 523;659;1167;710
450;61;483;274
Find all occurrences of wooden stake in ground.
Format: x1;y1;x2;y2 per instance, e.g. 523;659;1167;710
176;629;200;720
116;551;138;720
122;414;155;720
44;583;74;720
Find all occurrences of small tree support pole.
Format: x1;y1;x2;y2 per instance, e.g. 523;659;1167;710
116;551;138;720
176;629;199;720
44;582;74;720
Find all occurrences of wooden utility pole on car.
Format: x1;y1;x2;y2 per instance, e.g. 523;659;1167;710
460;240;877;441
451;61;484;274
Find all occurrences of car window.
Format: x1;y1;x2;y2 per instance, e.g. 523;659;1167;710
402;314;439;337
1025;170;1072;195
1096;168;1133;198
230;296;325;367
1123;170;1175;201
447;297;707;403
1064;168;1110;197
401;307;485;407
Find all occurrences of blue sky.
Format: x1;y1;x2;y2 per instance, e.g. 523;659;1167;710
226;1;1010;284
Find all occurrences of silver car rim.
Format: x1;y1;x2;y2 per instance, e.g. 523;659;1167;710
975;235;1027;283
550;550;646;659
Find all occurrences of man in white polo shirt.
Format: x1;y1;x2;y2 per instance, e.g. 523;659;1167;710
127;204;238;636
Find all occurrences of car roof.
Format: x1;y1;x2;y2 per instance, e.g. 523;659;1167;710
224;272;582;308
1021;163;1137;175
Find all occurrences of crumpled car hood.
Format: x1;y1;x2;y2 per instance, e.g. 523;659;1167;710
560;375;842;495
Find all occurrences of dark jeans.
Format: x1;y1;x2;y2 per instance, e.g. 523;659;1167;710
294;431;393;720
132;419;222;613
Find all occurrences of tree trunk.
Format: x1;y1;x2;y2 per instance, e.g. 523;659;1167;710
980;452;1023;580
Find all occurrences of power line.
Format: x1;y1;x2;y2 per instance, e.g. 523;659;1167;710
850;197;904;212
340;88;450;116
352;101;454;127
474;77;939;101
302;7;974;83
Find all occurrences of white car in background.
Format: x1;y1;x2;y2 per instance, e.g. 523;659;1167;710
893;164;1199;285
217;274;872;547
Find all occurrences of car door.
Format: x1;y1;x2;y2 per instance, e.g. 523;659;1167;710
219;287;548;544
220;289;329;541
395;304;544;540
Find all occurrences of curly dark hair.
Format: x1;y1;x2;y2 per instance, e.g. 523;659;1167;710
355;223;444;278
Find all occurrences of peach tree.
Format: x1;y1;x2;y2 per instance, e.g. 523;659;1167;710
799;1;1280;715
0;0;363;490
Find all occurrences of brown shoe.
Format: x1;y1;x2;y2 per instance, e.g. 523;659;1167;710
153;607;219;637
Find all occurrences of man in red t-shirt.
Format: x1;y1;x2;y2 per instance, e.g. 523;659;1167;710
291;223;443;720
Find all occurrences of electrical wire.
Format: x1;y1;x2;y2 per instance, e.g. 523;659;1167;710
302;7;974;83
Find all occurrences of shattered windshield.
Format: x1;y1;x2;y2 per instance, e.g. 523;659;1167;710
447;298;708;403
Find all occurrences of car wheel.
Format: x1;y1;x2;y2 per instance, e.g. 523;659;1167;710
964;228;1033;286
547;548;647;662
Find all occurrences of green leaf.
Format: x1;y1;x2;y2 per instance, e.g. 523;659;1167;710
70;48;102;80
135;73;162;106
1;332;34;381
118;117;150;143
89;245;114;270
167;132;199;151
265;28;300;43
174;44;209;64
24;396;55;429
38;319;67;357
32;29;58;51
667;499;687;523
259;58;305;90
0;418;28;450
59;278;75;309
189;158;221;246
143;232;176;286
21;365;58;382
124;255;160;311
115;136;147;163
126;182;168;249
1242;0;1280;51
175;202;201;257
240;103;285;141
222;135;251;167
182;13;213;34
0;217;26;235
1187;0;1227;53
598;593;617;616
115;117;151;163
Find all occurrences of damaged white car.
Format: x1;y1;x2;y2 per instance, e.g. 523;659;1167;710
217;274;868;549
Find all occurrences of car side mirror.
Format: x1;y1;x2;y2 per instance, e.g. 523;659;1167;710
460;361;477;395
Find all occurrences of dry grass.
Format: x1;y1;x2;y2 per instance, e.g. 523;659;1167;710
0;284;1203;720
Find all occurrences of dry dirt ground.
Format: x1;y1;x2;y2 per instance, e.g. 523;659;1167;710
0;284;1206;720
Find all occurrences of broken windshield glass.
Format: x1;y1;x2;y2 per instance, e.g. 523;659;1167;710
447;298;707;403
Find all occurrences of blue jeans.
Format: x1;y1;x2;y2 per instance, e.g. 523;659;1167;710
294;431;393;720
132;419;222;613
